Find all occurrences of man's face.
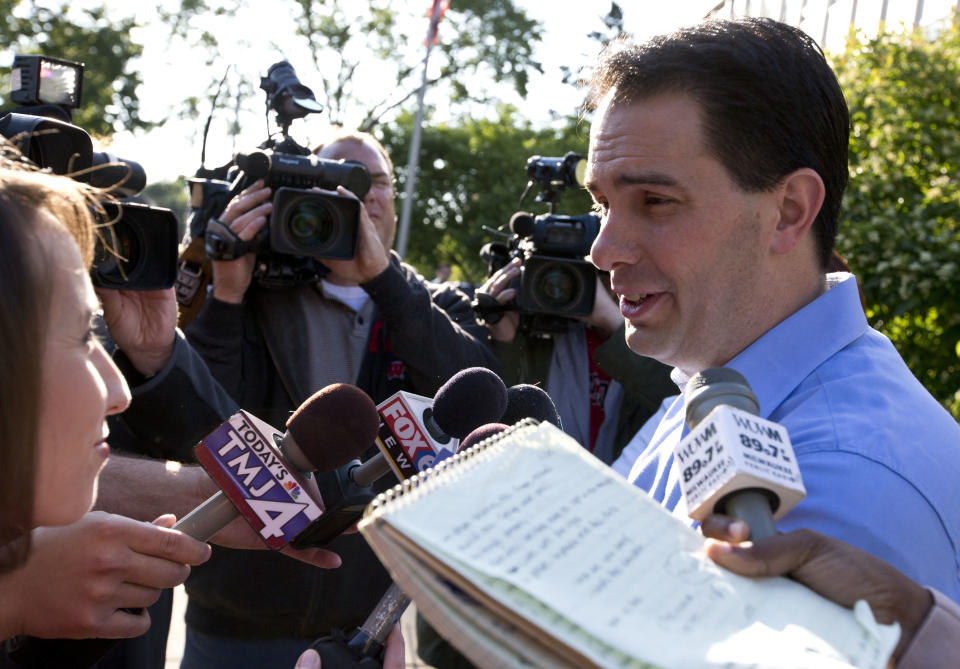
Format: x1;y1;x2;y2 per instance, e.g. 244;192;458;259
318;138;397;251
586;92;780;376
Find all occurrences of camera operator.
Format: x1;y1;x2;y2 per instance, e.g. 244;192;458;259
181;127;498;669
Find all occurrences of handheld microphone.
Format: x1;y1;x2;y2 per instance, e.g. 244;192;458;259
304;369;510;663
175;382;380;547
328;378;553;663
292;367;507;547
347;366;508;487
457;383;560;452
294;367;507;667
501;383;562;429
458;422;510;452
675;367;805;540
432;367;509;439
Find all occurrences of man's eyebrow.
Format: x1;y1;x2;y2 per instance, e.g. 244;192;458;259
584;171;679;193
617;171;679;188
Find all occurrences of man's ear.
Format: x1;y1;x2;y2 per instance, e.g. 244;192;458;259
771;168;825;255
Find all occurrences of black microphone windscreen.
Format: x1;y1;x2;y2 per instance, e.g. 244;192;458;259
286;383;380;472
457;423;509;453
502;384;562;429
433;367;508;440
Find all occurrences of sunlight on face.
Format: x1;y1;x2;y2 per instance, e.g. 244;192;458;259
33;215;130;527
586;92;774;375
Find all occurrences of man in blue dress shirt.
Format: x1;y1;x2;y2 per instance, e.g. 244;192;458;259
583;17;960;603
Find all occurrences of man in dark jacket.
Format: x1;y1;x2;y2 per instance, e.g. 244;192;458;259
182;129;499;668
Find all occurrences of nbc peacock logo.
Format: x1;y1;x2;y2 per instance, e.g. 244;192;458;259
283;480;302;499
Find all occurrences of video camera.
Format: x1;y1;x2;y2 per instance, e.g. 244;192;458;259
474;151;601;334
183;61;370;291
0;54;179;290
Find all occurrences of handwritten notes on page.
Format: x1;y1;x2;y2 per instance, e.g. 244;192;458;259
364;422;898;668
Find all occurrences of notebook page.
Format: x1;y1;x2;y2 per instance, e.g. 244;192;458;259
366;422;898;668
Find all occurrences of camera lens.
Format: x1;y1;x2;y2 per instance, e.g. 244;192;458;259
270;188;359;259
287;200;336;251
532;262;581;310
94;220;141;286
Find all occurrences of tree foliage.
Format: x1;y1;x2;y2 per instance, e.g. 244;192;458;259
560;2;624;87
379;105;593;283
157;0;543;135
142;175;190;240
831;13;960;417
0;1;149;137
290;0;543;132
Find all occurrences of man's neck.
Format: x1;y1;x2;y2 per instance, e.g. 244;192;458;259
676;268;828;380
323;274;360;288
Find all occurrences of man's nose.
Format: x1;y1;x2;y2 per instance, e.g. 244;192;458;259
590;215;621;272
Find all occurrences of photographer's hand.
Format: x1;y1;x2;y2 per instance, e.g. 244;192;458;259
318;185;390;284
579;274;623;339
477;257;521;342
211;180;272;304
97;287;177;377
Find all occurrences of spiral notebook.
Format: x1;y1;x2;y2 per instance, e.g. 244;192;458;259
358;420;898;669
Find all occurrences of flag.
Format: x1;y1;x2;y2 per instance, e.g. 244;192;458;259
426;0;450;46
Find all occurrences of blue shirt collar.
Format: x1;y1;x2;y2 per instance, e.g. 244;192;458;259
673;273;868;420
726;273;868;419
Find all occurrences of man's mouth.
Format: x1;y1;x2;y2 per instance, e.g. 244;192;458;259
619;292;667;321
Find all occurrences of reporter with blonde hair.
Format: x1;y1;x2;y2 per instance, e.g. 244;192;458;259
0;155;211;643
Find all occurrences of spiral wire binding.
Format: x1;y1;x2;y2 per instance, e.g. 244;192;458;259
364;418;541;517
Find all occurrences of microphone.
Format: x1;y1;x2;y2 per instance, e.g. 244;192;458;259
291;367;507;548
351;366;507;486
175;382;379;546
305;370;509;663
322;376;540;664
458;422;509;452
674;367;806;540
501;383;562;429
432;367;509;439
457;383;559;453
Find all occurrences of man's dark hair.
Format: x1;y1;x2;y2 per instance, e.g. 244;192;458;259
584;18;849;269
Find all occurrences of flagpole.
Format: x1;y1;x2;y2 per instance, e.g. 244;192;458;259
396;0;444;259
